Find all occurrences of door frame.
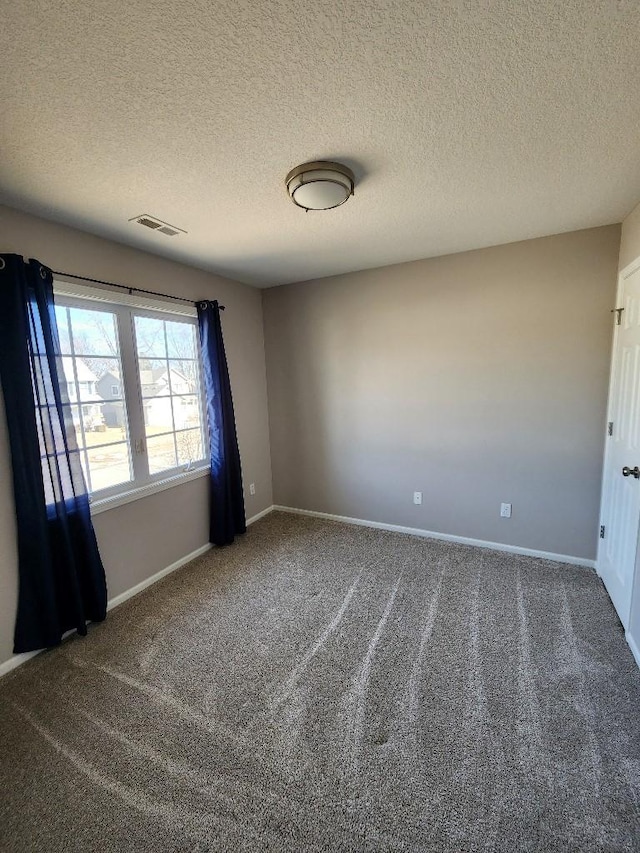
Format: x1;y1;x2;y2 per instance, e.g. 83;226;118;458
597;255;640;644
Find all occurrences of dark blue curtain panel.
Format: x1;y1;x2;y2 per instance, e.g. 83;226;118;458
197;300;246;546
0;255;107;653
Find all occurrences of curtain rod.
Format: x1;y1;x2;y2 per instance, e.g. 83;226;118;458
51;270;225;310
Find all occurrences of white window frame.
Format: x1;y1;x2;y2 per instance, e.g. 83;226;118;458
53;277;210;514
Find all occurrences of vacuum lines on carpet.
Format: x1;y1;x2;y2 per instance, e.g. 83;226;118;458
1;512;639;851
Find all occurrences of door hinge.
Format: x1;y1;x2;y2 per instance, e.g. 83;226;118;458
600;525;606;539
611;307;624;325
608;421;614;436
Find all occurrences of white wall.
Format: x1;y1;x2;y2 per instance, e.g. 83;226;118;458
0;204;273;670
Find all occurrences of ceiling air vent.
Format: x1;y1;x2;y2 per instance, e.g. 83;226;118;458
129;214;187;236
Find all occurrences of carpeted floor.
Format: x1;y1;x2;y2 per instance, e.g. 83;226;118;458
1;512;639;852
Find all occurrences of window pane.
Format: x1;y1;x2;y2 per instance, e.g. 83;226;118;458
147;434;177;475
168;359;198;392
139;358;171;398
86;443;132;491
143;398;175;433
166;320;197;360
55;306;71;354
83;357;120;396
135;314;206;476
37;406;71;455
60;356;104;428
71;356;121;402
66;405;85;448
35;403;81;452
67;306;119;356
101;400;127;431
176;429;204;466
43;450;84;505
134;316;167;358
58;302;132;494
172;394;203;430
36;400;83;451
85;426;128;448
31;352;58;403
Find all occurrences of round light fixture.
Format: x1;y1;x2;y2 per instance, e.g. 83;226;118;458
285;161;355;211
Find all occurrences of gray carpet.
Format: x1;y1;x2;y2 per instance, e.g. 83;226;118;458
1;512;639;852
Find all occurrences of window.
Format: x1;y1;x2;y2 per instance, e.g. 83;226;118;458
52;282;208;505
133;314;205;475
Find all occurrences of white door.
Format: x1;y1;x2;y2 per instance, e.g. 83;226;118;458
598;261;640;629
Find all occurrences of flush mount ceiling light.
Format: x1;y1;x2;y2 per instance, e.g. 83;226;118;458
285;161;355;211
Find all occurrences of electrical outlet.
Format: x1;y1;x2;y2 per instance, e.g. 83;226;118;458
249;483;256;496
500;502;512;518
413;491;422;505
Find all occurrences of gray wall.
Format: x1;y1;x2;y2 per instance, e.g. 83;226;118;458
263;225;621;560
0;204;273;668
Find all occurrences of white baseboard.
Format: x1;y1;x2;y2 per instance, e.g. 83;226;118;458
626;631;640;670
0;649;42;679
0;543;213;680
0;505;275;679
273;505;596;569
109;505;273;611
0;502;593;679
107;542;213;611
246;505;275;526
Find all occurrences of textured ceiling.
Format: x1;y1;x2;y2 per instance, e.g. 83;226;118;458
1;1;639;287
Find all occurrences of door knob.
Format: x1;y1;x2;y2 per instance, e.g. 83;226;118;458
622;466;640;479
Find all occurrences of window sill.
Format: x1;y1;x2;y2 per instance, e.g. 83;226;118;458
89;466;209;515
